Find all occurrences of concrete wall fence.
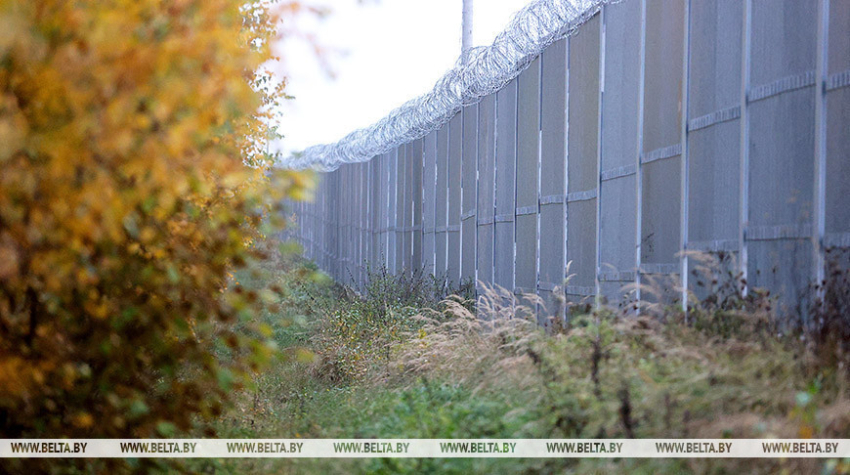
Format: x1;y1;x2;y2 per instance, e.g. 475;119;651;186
288;0;850;318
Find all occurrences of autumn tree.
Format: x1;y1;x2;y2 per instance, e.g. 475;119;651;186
0;0;308;445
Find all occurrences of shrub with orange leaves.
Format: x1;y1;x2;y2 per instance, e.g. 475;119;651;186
0;0;308;443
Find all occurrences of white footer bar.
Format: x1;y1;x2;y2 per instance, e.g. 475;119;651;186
0;439;847;458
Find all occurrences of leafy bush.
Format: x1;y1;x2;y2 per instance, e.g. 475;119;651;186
0;0;307;445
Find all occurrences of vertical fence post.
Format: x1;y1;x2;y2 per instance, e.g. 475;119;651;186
633;0;647;312
594;8;605;304
737;0;752;299
680;0;692;313
813;0;829;302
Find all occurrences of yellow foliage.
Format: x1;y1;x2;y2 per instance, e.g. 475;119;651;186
0;0;308;444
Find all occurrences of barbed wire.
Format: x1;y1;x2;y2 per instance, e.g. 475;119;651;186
278;0;611;171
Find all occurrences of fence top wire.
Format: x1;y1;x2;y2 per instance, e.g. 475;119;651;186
277;0;610;171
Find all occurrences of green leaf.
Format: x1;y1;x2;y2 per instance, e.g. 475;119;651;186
156;421;177;437
217;368;235;391
166;266;180;284
128;400;150;418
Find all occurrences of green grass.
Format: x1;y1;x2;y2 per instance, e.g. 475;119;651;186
183;245;850;475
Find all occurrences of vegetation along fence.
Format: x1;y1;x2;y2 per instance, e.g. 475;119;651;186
284;0;850;320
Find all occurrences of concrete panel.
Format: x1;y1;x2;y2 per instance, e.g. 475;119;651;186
310;186;315;264
354;163;361;286
350;165;357;286
400;144;411;273
411;139;424;271
748;0;817;309
643;0;685;153
477;94;496;287
375;155;382;269
361;161;369;286
316;182;321;267
447;113;463;286
336;169;342;280
495;79;518;292
326;172;331;277
332;169;337;279
826;0;850;252
567;14;600;295
407;142;416;272
435;125;450;279
388;148;399;274
599;0;641;301
567;200;597;300
359;162;366;285
321;185;326;268
370;155;382;270
829;0;850;77
641;0;684;272
461;104;479;284
353;163;361;287
750;0;817;86
686;0;742;255
750;240;814;318
688;0;743;118
335;166;342;283
423;132;437;275
342;166;351;285
539;38;568;315
641;158;682;267
381;152;391;268
515;57;541;297
687;122;741;246
328;172;334;276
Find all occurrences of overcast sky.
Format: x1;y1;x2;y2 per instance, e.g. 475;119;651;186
272;0;532;156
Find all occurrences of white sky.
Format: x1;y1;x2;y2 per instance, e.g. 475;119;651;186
272;0;532;155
